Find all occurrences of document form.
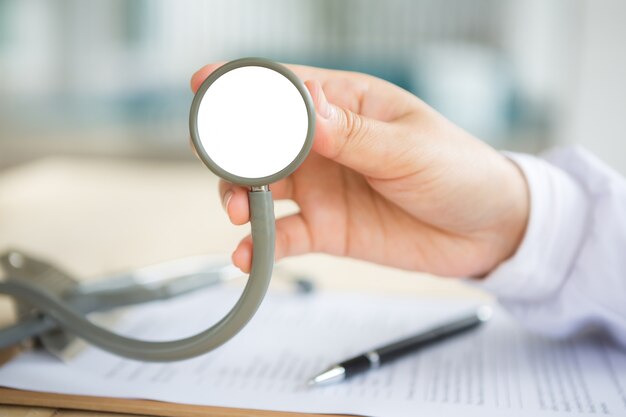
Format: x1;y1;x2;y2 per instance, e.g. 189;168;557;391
0;285;625;417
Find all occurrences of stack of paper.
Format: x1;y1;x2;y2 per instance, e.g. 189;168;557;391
1;285;625;417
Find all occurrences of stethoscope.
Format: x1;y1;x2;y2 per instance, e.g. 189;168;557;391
0;58;315;361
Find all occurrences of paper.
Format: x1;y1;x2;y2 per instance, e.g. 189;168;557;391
1;285;625;417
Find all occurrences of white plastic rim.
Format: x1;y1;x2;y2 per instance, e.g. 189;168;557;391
195;66;310;180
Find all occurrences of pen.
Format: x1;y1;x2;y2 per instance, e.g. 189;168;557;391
308;305;493;387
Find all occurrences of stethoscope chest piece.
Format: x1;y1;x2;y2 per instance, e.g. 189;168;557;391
189;57;315;186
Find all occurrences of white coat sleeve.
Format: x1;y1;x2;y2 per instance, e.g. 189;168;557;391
475;146;626;346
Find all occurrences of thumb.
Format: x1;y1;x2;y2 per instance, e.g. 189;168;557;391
305;80;406;178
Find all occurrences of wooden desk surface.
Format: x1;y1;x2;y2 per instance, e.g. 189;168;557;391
0;157;488;417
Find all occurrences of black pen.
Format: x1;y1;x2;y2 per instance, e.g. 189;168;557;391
307;305;492;387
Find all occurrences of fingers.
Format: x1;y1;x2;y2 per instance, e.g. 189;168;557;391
218;182;249;225
191;61;415;117
232;237;252;273
191;61;345;95
190;62;339;94
192;62;418;180
219;178;295;225
231;213;313;273
305;80;410;179
190;62;225;93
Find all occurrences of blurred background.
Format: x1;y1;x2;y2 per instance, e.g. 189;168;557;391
0;0;626;362
0;0;625;172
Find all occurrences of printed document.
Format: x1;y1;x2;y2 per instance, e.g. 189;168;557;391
1;285;625;416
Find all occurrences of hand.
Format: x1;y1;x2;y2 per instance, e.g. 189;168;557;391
190;63;529;278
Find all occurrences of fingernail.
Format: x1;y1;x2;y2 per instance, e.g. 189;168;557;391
314;81;334;120
222;190;233;211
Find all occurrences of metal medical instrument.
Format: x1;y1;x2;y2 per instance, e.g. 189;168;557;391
0;250;240;355
0;58;315;361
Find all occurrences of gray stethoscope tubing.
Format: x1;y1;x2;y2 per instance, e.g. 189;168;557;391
0;58;314;361
0;191;274;361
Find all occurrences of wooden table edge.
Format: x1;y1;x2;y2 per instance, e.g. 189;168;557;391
0;387;349;417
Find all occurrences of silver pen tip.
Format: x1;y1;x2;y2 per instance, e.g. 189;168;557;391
307;365;346;387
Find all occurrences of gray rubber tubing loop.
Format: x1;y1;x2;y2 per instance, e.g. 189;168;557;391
0;190;275;361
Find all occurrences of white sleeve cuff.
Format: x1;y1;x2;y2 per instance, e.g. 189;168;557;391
474;152;590;301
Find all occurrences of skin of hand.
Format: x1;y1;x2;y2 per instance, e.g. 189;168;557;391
190;63;530;278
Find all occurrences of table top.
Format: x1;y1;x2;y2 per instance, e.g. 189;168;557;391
0;157;488;417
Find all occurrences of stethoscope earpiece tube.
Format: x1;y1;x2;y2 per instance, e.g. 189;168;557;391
0;190;275;361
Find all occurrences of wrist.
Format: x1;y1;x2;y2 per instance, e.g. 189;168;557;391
476;154;530;277
473;150;590;300
500;156;531;262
